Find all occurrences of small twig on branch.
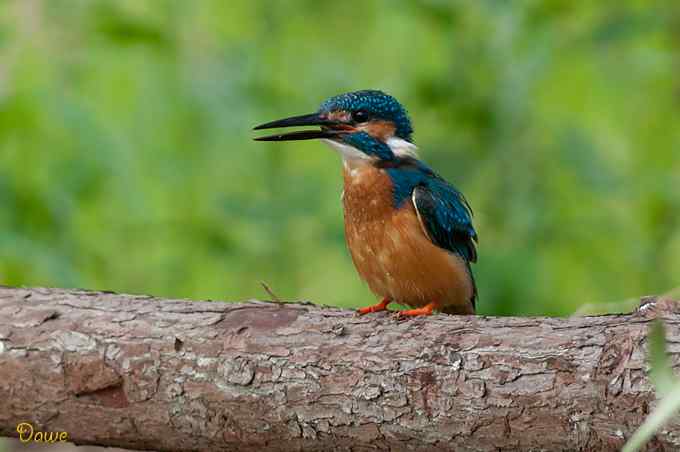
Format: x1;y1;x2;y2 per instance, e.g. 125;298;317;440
260;280;284;304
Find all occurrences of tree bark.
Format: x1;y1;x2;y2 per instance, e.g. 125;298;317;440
0;286;678;451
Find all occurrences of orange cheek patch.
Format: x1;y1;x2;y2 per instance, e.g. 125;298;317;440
360;121;396;141
324;112;396;139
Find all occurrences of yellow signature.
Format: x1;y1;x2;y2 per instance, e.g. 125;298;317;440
16;422;69;443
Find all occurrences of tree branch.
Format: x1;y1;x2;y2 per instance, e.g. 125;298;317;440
0;286;678;451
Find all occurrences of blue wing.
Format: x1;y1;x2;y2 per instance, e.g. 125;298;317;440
384;157;478;308
412;178;478;264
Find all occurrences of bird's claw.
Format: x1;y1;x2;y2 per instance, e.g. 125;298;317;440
393;302;437;318
356;298;391;316
392;311;410;322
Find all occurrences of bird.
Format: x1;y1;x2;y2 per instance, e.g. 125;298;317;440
253;90;477;316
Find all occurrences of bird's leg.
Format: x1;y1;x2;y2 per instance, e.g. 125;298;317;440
356;297;392;315
395;301;437;318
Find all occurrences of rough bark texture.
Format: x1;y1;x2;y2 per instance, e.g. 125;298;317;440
0;286;678;451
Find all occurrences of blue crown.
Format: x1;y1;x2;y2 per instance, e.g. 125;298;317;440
318;90;413;141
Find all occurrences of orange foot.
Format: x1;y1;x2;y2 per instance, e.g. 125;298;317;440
357;297;391;315
395;301;437;318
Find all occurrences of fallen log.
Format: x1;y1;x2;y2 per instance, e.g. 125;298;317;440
0;286;677;451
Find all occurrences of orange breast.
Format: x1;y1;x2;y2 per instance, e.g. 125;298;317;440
342;163;474;314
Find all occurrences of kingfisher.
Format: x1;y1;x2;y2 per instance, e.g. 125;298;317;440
254;90;477;316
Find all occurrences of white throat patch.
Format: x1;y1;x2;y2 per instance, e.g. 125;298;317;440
321;139;372;162
386;137;419;158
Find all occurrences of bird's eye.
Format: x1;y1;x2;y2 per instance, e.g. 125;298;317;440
352;110;370;123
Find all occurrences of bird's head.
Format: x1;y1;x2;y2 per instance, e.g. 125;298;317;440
254;90;417;163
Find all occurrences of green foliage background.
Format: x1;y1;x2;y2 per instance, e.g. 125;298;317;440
1;0;678;316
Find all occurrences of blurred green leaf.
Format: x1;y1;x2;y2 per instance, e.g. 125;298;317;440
649;321;676;398
622;320;680;452
622;384;680;452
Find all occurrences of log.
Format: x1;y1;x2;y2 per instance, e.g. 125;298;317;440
0;286;678;451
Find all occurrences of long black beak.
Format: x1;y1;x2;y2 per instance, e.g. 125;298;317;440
253;113;343;141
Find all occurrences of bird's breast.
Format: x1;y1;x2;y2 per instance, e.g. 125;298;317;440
342;163;395;222
341;163;474;311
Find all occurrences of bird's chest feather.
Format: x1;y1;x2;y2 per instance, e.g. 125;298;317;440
342;164;396;224
342;164;424;291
